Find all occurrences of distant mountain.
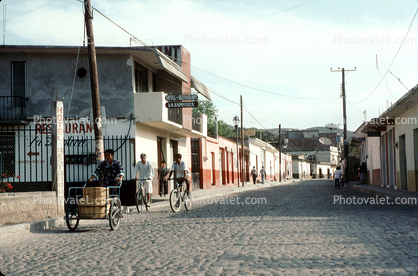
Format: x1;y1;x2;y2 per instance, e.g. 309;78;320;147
266;126;354;139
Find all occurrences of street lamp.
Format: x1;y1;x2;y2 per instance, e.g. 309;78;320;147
233;115;240;186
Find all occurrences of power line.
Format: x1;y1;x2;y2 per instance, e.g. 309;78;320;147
191;65;321;100
243;104;267;130
0;0;59;25
352;5;418;104
87;2;323;101
147;0;319;42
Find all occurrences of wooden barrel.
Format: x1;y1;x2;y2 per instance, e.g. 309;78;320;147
78;187;111;219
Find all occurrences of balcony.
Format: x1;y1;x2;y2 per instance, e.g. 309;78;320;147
0;96;29;125
134;92;207;138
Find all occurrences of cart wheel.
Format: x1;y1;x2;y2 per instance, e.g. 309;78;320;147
109;197;122;230
169;189;181;213
65;200;79;231
135;190;144;213
184;192;192;211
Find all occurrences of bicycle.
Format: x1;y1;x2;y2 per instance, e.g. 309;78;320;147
169;178;192;213
135;178;149;212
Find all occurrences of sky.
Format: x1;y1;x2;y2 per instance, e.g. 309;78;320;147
2;0;418;132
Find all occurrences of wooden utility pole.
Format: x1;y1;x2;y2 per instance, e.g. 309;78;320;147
241;95;244;187
331;67;356;183
278;124;281;182
85;0;104;163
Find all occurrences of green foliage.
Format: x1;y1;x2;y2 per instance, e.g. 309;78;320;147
193;99;218;121
193;99;233;137
254;129;278;142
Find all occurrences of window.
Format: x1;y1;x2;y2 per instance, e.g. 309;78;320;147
135;62;148;92
11;61;26;107
152;72;157;92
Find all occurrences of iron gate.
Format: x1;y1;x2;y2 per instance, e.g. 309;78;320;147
0;125;52;192
191;138;201;190
64;135;135;191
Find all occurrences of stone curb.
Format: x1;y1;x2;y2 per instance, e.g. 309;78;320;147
0;180;298;238
0;217;66;240
349;185;418;207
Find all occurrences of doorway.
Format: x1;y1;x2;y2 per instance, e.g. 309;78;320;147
399;134;407;190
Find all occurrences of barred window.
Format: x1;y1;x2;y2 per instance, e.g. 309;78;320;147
135;62;148;93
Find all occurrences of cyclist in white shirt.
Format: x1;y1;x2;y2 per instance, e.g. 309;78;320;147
165;153;191;195
134;153;154;207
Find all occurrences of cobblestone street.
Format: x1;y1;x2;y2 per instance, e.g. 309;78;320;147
1;180;417;275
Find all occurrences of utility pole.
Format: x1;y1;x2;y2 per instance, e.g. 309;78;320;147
331;67;356;183
278;124;281;182
241;95;244;187
85;0;104;163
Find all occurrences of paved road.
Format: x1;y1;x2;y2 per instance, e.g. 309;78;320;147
1;180;417;275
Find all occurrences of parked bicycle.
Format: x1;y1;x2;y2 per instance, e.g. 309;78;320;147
169;178;192;212
135;178;149;212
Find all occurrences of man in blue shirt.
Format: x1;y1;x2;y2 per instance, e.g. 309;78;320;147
88;149;124;187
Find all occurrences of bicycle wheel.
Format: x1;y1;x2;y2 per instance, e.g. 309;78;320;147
184;191;192;211
135;189;144;213
65;200;79;231
169;189;181;212
109;197;122;230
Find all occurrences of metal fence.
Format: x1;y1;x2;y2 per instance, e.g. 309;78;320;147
64;135;135;185
0;125;52;192
0;124;135;193
0;96;28;121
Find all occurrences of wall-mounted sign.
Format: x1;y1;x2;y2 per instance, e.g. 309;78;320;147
165;101;198;108
165;94;198;101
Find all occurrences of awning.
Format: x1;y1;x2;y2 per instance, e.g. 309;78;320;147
154;49;189;83
191;76;211;100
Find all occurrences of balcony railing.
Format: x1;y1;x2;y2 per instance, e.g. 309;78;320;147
168;108;182;125
0;96;28;122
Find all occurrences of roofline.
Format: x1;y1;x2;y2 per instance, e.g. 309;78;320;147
380;84;418;118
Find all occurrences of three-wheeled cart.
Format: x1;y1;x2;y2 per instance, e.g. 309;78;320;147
65;180;123;231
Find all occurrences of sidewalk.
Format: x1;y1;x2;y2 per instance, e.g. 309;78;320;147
0;179;298;239
349;182;418;207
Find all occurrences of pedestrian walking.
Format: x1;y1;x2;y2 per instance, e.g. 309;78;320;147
158;161;170;196
260;166;266;184
134;153;154;208
359;162;367;184
251;166;258;184
334;166;342;189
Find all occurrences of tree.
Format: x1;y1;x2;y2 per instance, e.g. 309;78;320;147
254;129;278;142
193;99;233;137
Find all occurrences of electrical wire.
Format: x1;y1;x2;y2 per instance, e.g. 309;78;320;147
191;65;322;100
84;1;322;101
243;104;267;130
0;0;59;25
352;5;418;104
147;0;319;41
275;97;341;128
64;6;85;118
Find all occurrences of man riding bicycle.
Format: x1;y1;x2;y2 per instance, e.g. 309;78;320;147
134;153;154;208
164;153;190;195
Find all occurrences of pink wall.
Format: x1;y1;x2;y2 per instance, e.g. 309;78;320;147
201;136;248;189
